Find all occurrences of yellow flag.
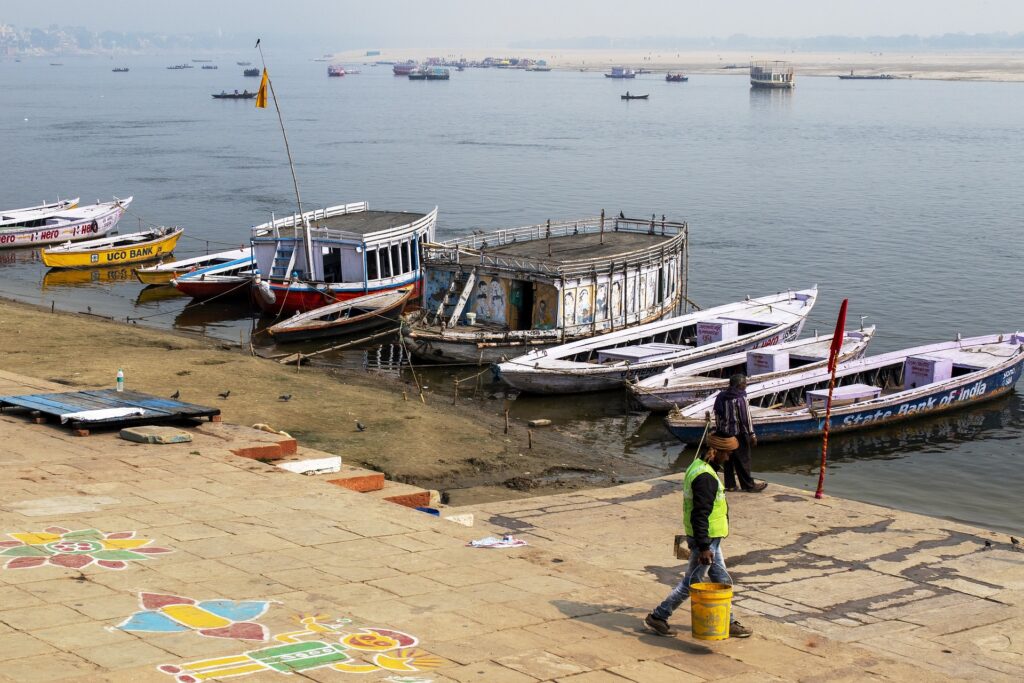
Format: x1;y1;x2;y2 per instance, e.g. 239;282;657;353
255;69;269;108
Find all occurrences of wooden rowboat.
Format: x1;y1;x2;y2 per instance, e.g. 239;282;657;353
1;197;130;249
630;326;876;411
267;287;413;343
621;94;649;100
665;333;1024;444
41;226;183;269
134;247;250;285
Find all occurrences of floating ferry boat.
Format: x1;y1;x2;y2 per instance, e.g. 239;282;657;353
212;90;255;99
392;61;418;75
629;326;876;411
605;66;636;79
496;288;817;394
112;67;129;73
250;201;437;315
167;64;194;70
838;71;895;80
404;214;689;365
201;65;218;70
41;226;182;269
665;73;688;82
425;66;450;80
134;247;251;285
267;287;413;343
1;198;131;249
327;64;346;77
243;68;261;77
237;61;252;66
665;333;1024;444
750;60;795;89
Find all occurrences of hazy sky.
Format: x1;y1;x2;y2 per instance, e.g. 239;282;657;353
5;0;1024;45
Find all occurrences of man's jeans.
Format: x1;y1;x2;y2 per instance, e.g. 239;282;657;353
651;537;731;621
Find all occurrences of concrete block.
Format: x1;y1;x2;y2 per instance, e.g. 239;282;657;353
273;454;342;476
194;422;297;460
119;426;193;444
366;480;438;509
528;419;552;427
327;465;385;492
444;512;475;527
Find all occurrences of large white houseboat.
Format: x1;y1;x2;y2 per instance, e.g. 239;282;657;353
251;201;437;315
403;213;689;364
750;60;795;89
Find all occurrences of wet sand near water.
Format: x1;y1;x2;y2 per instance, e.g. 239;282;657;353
0;297;659;503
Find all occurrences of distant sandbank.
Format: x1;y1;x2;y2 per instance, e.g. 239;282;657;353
333;48;1024;82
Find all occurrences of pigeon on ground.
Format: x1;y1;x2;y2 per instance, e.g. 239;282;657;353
218;390;231;399
355;421;366;432
1012;536;1020;550
983;540;992;550
170;390;180;399
279;394;292;402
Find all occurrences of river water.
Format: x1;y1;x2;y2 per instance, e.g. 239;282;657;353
1;55;1021;533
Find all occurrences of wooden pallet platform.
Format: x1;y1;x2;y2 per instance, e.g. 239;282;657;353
0;389;220;435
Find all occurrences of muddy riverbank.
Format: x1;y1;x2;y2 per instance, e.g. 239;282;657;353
0;297;660;503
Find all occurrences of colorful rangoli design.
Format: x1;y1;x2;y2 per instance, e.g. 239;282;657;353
157;616;443;680
0;527;172;570
117;593;271;640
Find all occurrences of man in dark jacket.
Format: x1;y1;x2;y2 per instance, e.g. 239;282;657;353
645;435;752;638
713;374;766;492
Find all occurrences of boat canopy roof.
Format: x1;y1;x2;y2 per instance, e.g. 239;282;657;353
250;202;432;243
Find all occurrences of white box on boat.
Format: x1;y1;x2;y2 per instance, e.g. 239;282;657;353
904;355;952;391
747;349;790;375
696;319;739;346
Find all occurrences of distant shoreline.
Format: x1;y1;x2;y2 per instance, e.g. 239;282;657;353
333;48;1024;82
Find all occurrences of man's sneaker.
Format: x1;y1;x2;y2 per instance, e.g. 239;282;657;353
729;620;753;638
644;613;676;636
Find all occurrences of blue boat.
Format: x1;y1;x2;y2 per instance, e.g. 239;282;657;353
665;333;1024;443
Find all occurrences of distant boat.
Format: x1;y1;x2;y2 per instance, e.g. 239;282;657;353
605;66;636;79
665;73;688;82
49;63;63;66
212;90;256;99
393;61;418;75
267;287;413;343
408;68;428;80
621;93;649;100
838;71;895;80
41;225;182;269
167;64;194;70
750;60;795;89
237;61;252;66
528;65;552;72
192;59;213;63
425;66;450;80
201;65;218;70
327;64;345;77
112;67;129;73
243;68;260;77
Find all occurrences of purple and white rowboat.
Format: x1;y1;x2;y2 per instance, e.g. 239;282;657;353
665;333;1024;443
0;197;132;249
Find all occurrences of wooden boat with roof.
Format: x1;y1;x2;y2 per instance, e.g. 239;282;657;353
629;325;876;411
404;213;690;365
496;288;818;394
250;201;436;315
41;226;182;269
267;287;413;343
665;333;1024;444
1;197;131;249
134;247;251;285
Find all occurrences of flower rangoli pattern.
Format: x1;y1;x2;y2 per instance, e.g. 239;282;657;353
0;527;172;570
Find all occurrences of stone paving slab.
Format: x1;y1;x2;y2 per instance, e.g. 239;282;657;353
0;368;1020;681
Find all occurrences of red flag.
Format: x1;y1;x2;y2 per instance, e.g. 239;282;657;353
828;299;848;372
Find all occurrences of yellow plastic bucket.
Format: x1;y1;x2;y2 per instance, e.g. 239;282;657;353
690;582;733;640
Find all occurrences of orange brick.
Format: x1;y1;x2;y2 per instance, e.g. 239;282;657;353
383;491;432;509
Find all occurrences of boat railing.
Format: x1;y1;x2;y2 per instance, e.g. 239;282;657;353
252;204;436;245
252;202;370;239
424;215;686;276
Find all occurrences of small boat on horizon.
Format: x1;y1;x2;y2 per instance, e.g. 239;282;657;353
243;67;260;77
621;93;649;100
41;226;183;269
838;71;895;80
134;247;251;285
1;197;130;250
665;333;1024;444
237;61;252;66
605;66;636;79
267;287;413;343
201;64;218;70
327;64;346;77
750;60;795;89
392;61;418;75
212;90;256;99
112;67;129;73
167;64;194;70
665;73;688;82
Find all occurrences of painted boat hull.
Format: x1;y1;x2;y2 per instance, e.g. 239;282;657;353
404;334;560;365
41;229;182;269
665;353;1024;444
172;276;253;301
256;277;422;316
135;269;181;285
0;202;125;249
268;290;411;344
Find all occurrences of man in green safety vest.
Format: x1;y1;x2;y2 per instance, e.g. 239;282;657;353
645;433;753;638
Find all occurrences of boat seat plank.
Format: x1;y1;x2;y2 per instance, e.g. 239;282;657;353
598;343;692;363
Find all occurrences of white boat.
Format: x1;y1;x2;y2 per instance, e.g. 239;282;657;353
495;288;818;394
0;198;131;249
665;333;1024;443
134;247;251;285
629;326;876;411
1;197;79;223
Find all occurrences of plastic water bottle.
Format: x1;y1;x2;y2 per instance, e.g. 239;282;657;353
116;369;124;392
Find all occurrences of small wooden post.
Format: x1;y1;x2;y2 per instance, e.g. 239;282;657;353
51;301;55;313
403;390;408;401
547;219;552;257
599;209;605;245
528;430;533;449
504;409;510;434
453;379;459;405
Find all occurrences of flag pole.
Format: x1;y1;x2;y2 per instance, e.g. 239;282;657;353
255;39;313;274
815;299;848;499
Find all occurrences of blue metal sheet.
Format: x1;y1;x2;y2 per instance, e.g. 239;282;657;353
0;388;219;432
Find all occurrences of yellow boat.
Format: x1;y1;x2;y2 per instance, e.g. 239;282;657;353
41;227;183;269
